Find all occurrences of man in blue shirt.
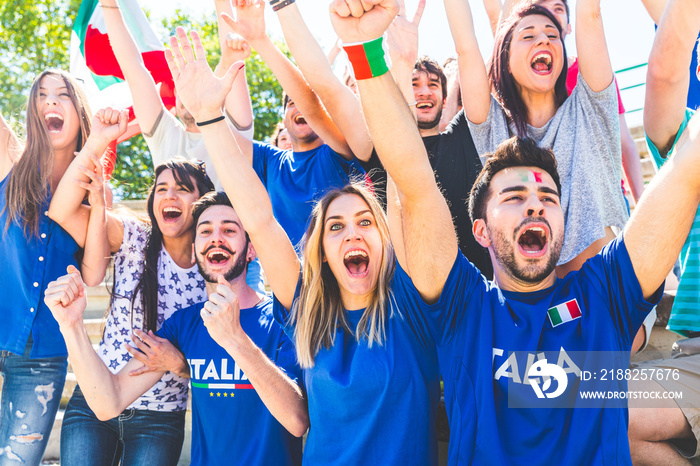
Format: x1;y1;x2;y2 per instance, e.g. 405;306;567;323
328;0;700;464
45;192;306;465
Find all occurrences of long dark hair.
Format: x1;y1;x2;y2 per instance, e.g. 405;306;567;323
4;70;91;237
488;4;569;137
130;158;214;332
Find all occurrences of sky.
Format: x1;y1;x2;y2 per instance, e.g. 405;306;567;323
143;0;657;128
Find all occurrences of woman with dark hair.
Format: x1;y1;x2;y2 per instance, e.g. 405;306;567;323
164;28;441;464
270;122;292;151
444;0;627;276
48;153;214;465
0;69;122;464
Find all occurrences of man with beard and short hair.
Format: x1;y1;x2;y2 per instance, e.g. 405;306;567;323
44;191;306;466
328;1;700;463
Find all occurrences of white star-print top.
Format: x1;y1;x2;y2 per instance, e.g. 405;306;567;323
97;217;207;412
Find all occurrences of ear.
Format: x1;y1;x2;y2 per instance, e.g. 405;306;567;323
565;23;572;36
473;218;492;248
246;241;256;262
191;243;196;264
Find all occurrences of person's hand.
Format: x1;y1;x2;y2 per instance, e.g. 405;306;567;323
200;275;245;347
329;0;400;44
223;32;252;64
44;265;88;330
387;0;425;67
165;27;245;123
222;0;267;45
127;329;191;378
76;152;106;209
84;108;128;153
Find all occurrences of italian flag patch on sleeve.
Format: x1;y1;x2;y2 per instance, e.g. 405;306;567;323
548;299;582;327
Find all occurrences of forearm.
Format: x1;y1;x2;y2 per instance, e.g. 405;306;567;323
80;205;110;287
641;0;667;24
620;117;645;202
222;334;308;436
575;0;613;92
60;323;127;420
443;0;491;124
482;0;503;36
100;2;152;82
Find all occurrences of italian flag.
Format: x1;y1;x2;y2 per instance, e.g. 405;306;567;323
192;382;255;390
70;0;175;175
547;299;582;327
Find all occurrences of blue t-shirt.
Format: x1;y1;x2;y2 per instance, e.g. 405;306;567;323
0;173;79;357
158;298;302;466
273;264;440;465
252;142;365;249
423;237;661;465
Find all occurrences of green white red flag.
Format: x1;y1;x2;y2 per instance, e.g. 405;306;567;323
70;0;175;174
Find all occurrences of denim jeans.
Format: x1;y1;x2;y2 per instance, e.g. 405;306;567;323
0;338;68;466
61;387;185;466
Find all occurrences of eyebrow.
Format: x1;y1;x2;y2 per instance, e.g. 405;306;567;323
38;86;68;90
325;209;372;223
498;185;560;196
197;219;240;228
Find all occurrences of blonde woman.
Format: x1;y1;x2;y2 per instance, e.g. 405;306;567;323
164;27;442;464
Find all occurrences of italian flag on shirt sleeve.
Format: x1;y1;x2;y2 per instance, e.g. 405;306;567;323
548;299;582;327
70;0;175;175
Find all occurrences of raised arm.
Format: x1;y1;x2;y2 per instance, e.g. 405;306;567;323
443;0;492;125
223;1;352;160
483;0;503;36
625;111;700;299
165;28;300;310
0;113;21;180
272;0;374;161
330;0;458;303
99;0;165;135
44;267;164;421
575;0;613;92
75;153;111;286
386;0;426;106
640;0;667;24
644;0;700;155
48;108;127;252
214;0;254;139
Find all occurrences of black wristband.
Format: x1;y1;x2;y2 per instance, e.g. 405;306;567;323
195;115;225;127
272;0;295;12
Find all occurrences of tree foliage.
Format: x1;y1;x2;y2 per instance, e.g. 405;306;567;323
0;1;286;199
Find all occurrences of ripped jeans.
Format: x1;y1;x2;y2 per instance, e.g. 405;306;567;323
0;338;67;465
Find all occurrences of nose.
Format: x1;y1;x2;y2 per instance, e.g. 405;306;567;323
536;32;551;46
164;185;178;199
209;228;223;244
344;223;362;242
525;194;545;218
415;84;430;98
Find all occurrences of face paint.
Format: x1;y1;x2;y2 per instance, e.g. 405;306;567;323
517;169;543;183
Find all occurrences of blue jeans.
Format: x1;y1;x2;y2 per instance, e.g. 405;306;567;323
0;338;67;466
61;387;185;466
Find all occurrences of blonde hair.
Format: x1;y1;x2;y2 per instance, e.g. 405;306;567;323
291;182;396;368
3;70;91;237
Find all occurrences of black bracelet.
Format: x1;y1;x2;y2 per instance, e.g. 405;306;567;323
195;115;225;127
272;0;295;12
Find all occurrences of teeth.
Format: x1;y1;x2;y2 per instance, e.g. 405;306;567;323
207;250;231;261
416;102;433;109
44;112;63;121
164;207;182;213
532;53;552;65
527;227;546;237
344;250;368;260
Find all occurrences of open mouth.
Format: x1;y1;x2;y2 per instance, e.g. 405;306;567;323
416;101;434;109
44;113;64;133
293;114;307;125
517;226;548;257
530;52;553;74
343;249;369;277
162;206;182;222
206;248;231;265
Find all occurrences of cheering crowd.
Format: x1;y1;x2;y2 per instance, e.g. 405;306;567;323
2;0;700;464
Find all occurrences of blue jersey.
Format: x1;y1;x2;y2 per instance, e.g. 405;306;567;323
273;263;440;465
424;236;661;465
158;298;302;466
252;142;365;249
